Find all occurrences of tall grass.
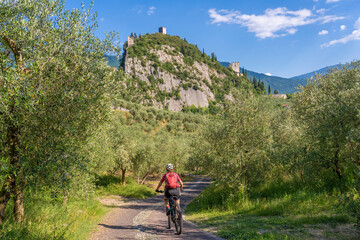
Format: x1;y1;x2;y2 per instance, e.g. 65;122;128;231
0;193;108;240
186;178;356;239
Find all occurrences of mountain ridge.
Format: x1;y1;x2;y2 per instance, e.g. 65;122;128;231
220;62;306;94
290;64;345;80
219;62;349;94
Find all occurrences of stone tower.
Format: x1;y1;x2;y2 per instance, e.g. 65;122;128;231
159;27;167;34
229;62;240;76
127;36;134;47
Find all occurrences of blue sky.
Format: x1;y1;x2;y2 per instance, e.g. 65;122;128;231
65;0;360;78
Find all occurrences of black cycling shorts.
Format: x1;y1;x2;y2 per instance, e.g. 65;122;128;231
164;187;180;200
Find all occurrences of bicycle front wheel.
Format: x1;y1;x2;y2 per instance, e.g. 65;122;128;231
174;203;183;235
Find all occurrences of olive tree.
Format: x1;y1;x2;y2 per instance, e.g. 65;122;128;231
107;116;138;185
293;62;360;225
192;91;273;192
292;62;360;181
0;0;119;222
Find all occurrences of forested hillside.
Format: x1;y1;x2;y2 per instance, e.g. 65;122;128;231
119;33;254;111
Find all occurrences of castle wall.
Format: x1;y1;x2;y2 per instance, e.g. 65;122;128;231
229;62;240;76
127;36;134;47
159;27;166;34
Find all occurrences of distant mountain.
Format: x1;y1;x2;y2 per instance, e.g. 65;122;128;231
291;64;344;80
220;62;307;94
105;55;120;68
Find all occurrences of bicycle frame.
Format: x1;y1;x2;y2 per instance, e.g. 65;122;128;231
169;197;176;219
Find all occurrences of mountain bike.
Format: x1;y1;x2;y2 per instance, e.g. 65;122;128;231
156;190;183;235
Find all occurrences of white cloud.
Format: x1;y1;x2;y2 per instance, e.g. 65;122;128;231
208;7;344;39
265;73;272;76
321;30;360;48
313;0;319;2
355;17;360;29
326;0;340;3
316;8;326;14
340;25;346;30
321;17;360;48
287;28;298;35
100;18;104;22
320;15;344;23
319;30;329;35
147;6;156;16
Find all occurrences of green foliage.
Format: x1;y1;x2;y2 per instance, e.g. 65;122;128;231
187;61;360;236
292;61;360;225
182;104;209;114
0;0;120;222
293;62;360;180
190;91;273;189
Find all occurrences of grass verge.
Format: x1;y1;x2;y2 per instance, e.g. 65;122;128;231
0;174;158;239
95;175;157;199
186;182;359;240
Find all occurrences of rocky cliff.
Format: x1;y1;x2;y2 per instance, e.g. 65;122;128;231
120;33;251;111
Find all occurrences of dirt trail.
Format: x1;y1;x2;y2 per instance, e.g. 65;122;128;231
89;176;224;240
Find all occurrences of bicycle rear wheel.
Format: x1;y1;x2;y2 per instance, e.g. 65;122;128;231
174;203;183;235
167;214;171;229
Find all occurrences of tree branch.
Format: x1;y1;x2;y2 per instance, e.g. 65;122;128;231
1;33;23;70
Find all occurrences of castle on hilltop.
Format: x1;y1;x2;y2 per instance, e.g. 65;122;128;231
159;27;166;34
229;62;242;76
127;36;134;47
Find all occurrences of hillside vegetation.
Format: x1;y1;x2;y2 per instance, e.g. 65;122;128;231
119;33;254;111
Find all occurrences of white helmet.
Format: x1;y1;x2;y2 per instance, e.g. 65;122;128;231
166;163;173;170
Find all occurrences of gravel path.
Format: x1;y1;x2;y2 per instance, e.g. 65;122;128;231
89;176;224;240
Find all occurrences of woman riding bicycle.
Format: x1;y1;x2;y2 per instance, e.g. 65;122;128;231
155;163;183;215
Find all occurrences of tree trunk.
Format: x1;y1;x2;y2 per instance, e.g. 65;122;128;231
2;34;25;223
0;187;11;225
7;102;24;222
140;172;150;185
62;190;69;205
13;182;24;222
121;168;126;186
334;147;343;179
